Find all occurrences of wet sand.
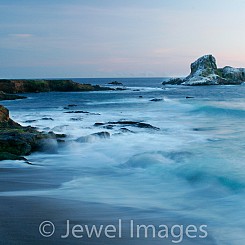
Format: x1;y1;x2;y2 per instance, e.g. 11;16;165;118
0;164;217;245
0;196;218;245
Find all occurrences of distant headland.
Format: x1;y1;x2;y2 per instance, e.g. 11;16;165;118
0;79;111;95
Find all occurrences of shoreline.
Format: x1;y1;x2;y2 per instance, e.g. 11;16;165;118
0;158;215;244
0;195;215;245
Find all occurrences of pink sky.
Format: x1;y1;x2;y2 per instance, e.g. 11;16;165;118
0;0;245;78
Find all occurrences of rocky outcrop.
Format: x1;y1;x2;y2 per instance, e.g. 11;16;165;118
108;81;123;85
0;79;112;94
0;91;26;101
163;55;245;85
94;120;160;130
0;105;65;161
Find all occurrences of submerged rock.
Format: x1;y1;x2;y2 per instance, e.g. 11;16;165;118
163;54;245;86
108;81;123;85
70;117;83;121
91;131;110;138
115;87;127;91
108;121;160;130
65;110;100;115
41;117;54;121
24;119;37;123
64;104;78;110
120;128;135;133
150;98;163;102
94;120;160;130
94;122;105;127
64;111;90;114
76;131;110;143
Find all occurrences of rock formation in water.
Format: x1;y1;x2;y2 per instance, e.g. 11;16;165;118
0;105;65;161
163;55;245;85
108;81;123;85
0;79;112;94
0;91;26;101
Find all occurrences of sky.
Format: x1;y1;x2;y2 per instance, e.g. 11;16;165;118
1;0;245;78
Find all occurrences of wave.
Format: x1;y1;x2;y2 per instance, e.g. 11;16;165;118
119;151;245;193
175;163;245;192
120;151;192;169
190;105;245;118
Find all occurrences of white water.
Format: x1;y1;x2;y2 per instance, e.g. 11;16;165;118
1;81;245;244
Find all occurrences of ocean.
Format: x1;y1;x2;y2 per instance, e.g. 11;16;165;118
1;77;245;245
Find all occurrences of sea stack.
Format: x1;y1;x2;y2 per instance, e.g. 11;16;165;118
163;55;245;85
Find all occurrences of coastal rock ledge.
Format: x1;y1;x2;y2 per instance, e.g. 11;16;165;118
0;79;111;94
163;55;245;85
0;105;65;161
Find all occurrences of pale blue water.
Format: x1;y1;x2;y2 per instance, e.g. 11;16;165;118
1;78;245;244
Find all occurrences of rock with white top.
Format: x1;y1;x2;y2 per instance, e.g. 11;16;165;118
163;55;245;85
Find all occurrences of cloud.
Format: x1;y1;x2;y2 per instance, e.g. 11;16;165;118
9;34;33;38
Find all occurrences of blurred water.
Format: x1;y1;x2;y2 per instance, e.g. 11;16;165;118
1;78;245;244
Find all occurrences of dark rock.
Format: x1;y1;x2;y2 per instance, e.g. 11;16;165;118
41;117;54;121
38;138;58;154
49;132;66;138
24;120;37;123
193;127;215;131
150;98;163;102
0;152;29;163
76;131;110;143
162;78;183;85
70;117;83;121
0;133;32;155
0;105;10;122
120;128;135;133
108;81;123;85
91;131;110;138
0;79;113;94
115;87;127;91
57;139;65;143
0;105;65;161
64;111;90;114
0;91;26;101
107;121;160;130
64;104;78;109
94;122;105;127
0;105;20;128
136;122;160;130
103;125;114;130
